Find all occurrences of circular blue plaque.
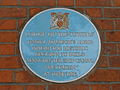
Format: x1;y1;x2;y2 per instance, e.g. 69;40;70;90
20;8;101;83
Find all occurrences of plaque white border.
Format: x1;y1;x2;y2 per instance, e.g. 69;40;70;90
19;8;101;83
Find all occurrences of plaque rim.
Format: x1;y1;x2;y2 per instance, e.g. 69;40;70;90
19;8;101;83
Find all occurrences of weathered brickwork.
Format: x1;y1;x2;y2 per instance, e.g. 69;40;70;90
0;0;120;90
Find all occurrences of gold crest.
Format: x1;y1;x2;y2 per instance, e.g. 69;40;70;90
50;12;69;30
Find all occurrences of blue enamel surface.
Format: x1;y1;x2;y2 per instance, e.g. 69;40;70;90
20;8;101;83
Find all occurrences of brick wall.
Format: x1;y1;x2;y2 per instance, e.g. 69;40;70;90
0;0;120;90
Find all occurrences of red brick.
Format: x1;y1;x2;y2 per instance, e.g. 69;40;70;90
113;0;120;6
109;56;120;67
91;84;110;90
104;8;120;18
118;44;120;54
112;84;120;90
18;19;26;30
98;56;108;67
58;0;74;6
99;32;105;41
30;8;47;17
15;71;42;83
87;69;120;81
0;44;15;55
75;8;85;14
21;0;56;6
0;56;22;68
0;20;16;30
115;20;120;30
86;8;102;17
16;46;20;55
0;70;13;82
0;8;26;18
0;0;17;5
94;19;114;30
0;85;24;90
102;43;117;55
0;32;18;42
48;84;89;90
76;0;112;6
106;31;120;42
26;85;45;90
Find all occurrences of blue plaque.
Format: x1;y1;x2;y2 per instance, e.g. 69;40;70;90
20;8;101;83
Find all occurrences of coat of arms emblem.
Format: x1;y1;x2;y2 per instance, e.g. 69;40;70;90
50;12;69;30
